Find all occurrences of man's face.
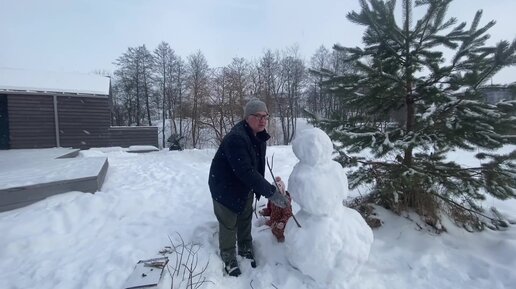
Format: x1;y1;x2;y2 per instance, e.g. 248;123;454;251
246;112;269;134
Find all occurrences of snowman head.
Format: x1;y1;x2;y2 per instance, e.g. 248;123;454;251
292;128;334;166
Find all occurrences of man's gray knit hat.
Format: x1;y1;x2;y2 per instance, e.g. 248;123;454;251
244;99;268;118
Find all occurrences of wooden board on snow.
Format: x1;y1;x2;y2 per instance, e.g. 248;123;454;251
123;257;169;289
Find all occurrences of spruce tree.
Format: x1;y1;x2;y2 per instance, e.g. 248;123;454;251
314;0;516;231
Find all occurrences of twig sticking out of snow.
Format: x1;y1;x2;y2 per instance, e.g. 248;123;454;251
163;232;213;289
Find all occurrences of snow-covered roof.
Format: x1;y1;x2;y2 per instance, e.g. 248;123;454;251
0;67;110;96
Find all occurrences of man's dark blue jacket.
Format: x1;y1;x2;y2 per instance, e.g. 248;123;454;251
209;120;276;213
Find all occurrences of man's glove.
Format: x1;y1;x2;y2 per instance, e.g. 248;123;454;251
268;188;289;208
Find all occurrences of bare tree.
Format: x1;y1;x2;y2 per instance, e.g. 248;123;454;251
226;57;251;122
114;47;139;125
110;80;128;126
171;56;187;137
113;45;154;126
186;51;210;148
205;67;229;145
308;45;331;115
248;64;262;97
154;42;176;147
276;46;306;144
257;50;283;113
308;45;357;119
137;45;154;126
203;58;252;145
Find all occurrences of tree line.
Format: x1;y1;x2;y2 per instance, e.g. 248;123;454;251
110;43;354;148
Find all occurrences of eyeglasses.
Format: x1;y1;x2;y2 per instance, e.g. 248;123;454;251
251;114;270;121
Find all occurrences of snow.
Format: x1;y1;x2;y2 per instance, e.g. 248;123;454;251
0;145;515;289
127;145;159;152
0;148;106;190
289;128;349;215
285;210;373;288
292;127;334;166
286;128;373;288
421;103;437;120
0;67;110;96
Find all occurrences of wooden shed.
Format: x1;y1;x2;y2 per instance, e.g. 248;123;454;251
0;68;158;149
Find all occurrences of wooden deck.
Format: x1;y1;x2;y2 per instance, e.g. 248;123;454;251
0;148;108;212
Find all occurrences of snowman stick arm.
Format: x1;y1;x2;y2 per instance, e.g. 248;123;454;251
266;156;302;228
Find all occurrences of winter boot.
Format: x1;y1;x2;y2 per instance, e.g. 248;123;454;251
224;259;241;277
238;249;257;268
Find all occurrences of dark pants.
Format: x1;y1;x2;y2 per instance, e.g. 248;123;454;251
212;193;254;263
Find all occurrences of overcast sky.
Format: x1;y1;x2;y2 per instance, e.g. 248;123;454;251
1;0;515;84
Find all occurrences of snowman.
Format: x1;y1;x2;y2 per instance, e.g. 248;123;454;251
285;128;373;288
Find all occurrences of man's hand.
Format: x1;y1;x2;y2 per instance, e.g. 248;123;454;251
275;222;285;230
275;176;286;194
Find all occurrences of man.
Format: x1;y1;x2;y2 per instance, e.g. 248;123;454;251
208;98;289;277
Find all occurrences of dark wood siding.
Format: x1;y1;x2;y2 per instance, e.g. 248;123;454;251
109;127;158;147
0;95;9;149
57;96;110;148
8;94;56;148
6;93;157;149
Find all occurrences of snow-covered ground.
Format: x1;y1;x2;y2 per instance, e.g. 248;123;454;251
0;148;107;190
0;145;515;289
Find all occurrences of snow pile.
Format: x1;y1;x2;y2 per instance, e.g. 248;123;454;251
286;128;374;288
